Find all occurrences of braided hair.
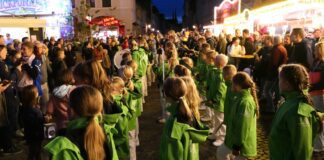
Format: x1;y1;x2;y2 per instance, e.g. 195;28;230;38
279;64;323;133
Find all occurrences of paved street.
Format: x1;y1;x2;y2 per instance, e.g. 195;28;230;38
1;84;324;160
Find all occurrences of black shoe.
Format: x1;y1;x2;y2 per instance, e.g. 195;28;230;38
2;146;23;156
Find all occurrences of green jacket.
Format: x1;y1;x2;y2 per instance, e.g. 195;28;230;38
230;89;257;158
132;48;148;77
206;67;227;112
269;91;319;160
194;61;207;96
224;80;234;125
44;117;119;160
159;104;210;160
154;61;174;87
125;79;143;131
111;95;130;159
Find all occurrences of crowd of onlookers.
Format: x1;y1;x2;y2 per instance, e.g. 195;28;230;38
0;26;323;160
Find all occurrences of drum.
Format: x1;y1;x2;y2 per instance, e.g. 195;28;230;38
44;123;56;139
114;49;131;69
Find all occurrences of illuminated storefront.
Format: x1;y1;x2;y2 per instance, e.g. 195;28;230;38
0;0;73;41
206;0;324;35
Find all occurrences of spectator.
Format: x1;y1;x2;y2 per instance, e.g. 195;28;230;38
289;28;313;70
284;34;294;59
52;49;67;87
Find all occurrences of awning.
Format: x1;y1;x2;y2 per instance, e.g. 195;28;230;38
0;18;46;27
89;16;121;27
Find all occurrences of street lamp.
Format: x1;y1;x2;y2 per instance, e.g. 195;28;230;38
193;25;196;29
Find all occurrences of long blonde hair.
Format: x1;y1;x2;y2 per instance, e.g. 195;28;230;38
163;77;193;121
180;76;201;120
69;86;105;160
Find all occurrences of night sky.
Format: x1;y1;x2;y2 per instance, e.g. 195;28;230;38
152;0;184;22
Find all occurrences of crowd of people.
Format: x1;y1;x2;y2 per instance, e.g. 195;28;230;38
0;26;323;160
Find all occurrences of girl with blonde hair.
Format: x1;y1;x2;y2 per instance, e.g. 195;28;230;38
159;77;209;160
45;86;118;160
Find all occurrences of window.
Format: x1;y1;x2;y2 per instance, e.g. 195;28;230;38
86;0;95;7
102;0;111;7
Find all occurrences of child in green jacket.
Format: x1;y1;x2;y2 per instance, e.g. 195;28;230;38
217;72;258;159
159;77;209;160
269;64;322;160
45;86;118;160
206;53;228;147
110;77;131;160
120;66;143;160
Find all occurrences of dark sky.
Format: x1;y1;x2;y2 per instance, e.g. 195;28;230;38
152;0;184;22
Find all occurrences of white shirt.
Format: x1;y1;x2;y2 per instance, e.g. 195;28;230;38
228;44;246;57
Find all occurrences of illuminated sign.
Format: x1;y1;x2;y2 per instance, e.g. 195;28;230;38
0;0;71;16
90;16;121;27
214;0;239;24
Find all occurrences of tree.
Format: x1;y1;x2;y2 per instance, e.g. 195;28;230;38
73;0;99;41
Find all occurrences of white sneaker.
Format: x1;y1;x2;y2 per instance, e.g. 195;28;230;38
213;140;224;147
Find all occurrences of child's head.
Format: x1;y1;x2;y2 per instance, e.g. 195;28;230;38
232;72;259;116
69;86;106;160
279;64;309;93
163;77;187;101
223;65;237;81
206;50;217;65
120;66;134;82
56;49;65;60
180;76;201;120
110;76;125;95
21;85;39;107
126;60;138;73
201;43;211;53
174;65;191;77
214;54;228;68
180;57;194;69
56;69;74;86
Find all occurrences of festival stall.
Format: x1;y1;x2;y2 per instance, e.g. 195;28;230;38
89;16;125;39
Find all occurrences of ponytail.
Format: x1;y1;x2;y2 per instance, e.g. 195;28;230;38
84;115;106;160
250;84;260;118
179;97;193;121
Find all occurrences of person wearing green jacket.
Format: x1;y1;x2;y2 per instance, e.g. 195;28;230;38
110;77;132;160
120;66;143;160
217;72;259;160
206;54;228;147
159;77;209;160
44;86;119;160
269;64;322;160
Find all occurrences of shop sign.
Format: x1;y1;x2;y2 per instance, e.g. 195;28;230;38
90;16;121;27
0;0;71;16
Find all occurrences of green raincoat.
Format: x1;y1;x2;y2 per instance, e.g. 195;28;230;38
111;95;131;159
132;48;148;78
206;67;227;112
230;89;257;158
44;117;119;160
223;80;236;150
125;79;143;131
159;104;210;160
194;61;208;96
269;91;320;160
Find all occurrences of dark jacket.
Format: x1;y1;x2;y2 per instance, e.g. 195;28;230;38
82;48;93;61
289;39;313;70
22;106;44;143
65;51;77;68
52;59;67;86
242;37;254;54
206;37;217;50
